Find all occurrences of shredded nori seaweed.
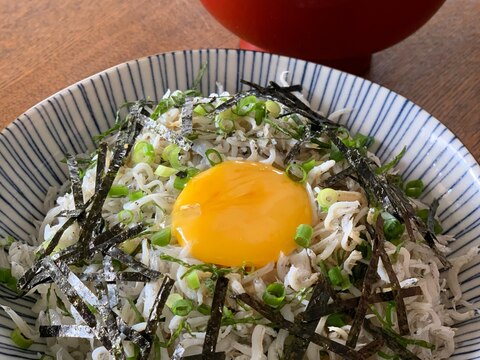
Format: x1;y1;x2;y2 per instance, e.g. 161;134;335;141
181;98;194;137
40;325;95;339
106;247;161;280
141;276;175;360
358;339;385;358
364;319;421;360
235;293;364;360
66;154;84;210
201;276;229;358
284;275;331;360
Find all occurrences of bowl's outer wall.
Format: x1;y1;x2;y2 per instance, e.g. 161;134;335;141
200;0;446;60
0;49;478;359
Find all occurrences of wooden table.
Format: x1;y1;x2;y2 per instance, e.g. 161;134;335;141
1;0;478;160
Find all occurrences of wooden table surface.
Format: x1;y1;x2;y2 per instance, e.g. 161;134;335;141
1;0;479;160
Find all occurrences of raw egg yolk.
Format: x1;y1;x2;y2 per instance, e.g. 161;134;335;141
171;161;313;267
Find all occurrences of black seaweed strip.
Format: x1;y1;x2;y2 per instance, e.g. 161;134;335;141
300;287;422;322
66;154;84;210
40;217;77;258
117;319;151;354
323;167;355;188
374;217;409;336
202;276;229;356
52;259;126;358
235;293;364;360
140;276;175;360
58;223;142;266
284;140;304;165
421;198;450;268
285;276;330;360
40;325;94;338
363;319;421;360
346;227;382;348
181;98;194;137
106;247;161;279
80;272;150;283
78;114;142;245
103;255;118;309
95;142;108;193
358;339;385;358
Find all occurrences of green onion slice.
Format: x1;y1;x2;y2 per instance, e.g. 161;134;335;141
265;100;281;118
381;212;405;243
155;164;178;178
404;179;424;198
327;266;344;287
294;224;313;248
196;303;211;315
285;163;307;183
185;271;200;290
301;158;316;173
166;293;183;309
262;282;286;308
118;209;134;225
128;190;144;201
171;298;194;316
132;140;155;164
108;184;129;198
317;188;338;208
161;144;184;170
11;328;33;349
233;95;257;116
151;227;171;247
205;149;223;166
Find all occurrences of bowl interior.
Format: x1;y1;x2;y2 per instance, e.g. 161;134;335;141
0;49;479;359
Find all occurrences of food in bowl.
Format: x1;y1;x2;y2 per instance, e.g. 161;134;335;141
1;76;477;359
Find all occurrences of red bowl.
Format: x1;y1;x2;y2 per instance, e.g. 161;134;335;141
200;0;445;74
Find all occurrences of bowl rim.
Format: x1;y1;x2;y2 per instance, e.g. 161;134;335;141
5;48;479;169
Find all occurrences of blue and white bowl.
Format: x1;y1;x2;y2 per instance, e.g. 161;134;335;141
0;49;479;359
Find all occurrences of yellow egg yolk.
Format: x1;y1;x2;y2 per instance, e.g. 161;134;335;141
171;161;313;267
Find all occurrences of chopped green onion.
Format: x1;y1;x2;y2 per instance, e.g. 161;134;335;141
166;293;183;309
326;313;346;327
151;227;171;247
39;355;55;360
375;146;406;174
404;179;424;198
162;144;183;169
352;133;374;149
254;101;266;125
193;104;207;116
328;266;344;287
197;303;211;315
0;235;14;247
262;282;286;308
132;140;155;164
118;209;134;225
120;238;140;255
417;209;443;234
205;149;223;166
301;158;316;173
215;109;236;133
185;271;200;290
294;224;313;248
329;142;344;162
171;298;194;316
10;328;33;349
108;184;129;198
233;95;257;116
265;100;281;118
285;163;307;183
0;267;17;292
328;266;352;290
128;190;144;201
174;167;200;190
155;164;178;178
317;188;338;209
381;212;405;243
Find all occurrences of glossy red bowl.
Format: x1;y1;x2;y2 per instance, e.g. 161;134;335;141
200;0;445;74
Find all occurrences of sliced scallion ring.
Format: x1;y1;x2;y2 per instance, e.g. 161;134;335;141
132;140;155;164
118;209;134;225
294;224;313;248
205;149;223;166
10;328;33;349
262;282;286;308
316;188;338;209
285;163;307;183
